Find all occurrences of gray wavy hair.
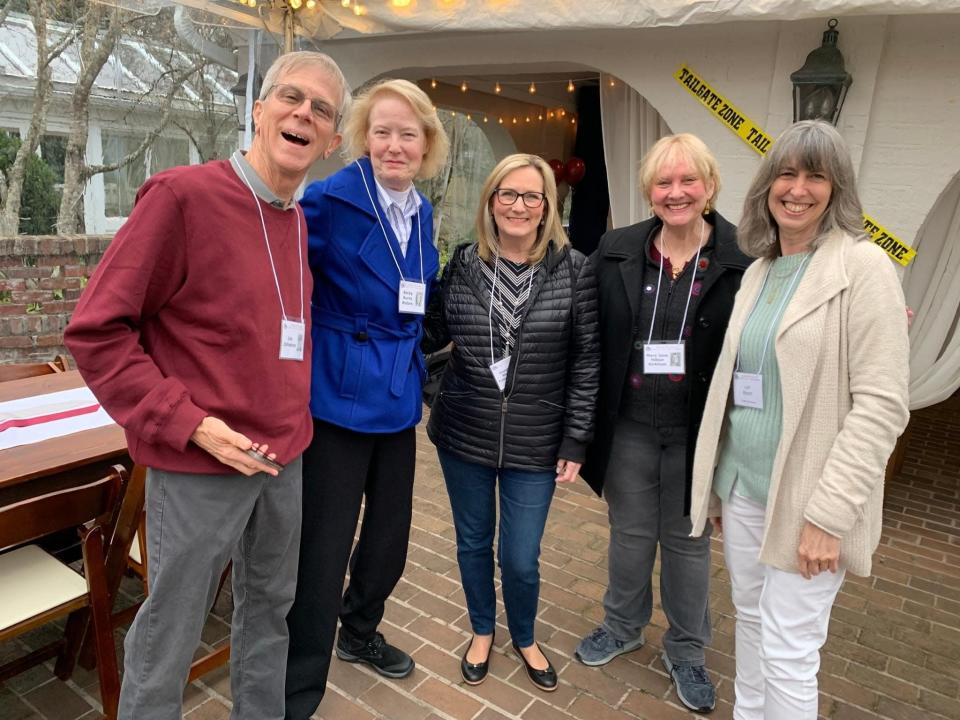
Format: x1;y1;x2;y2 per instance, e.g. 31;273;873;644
738;120;865;259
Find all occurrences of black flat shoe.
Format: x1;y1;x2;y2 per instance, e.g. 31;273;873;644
460;633;494;685
512;641;557;692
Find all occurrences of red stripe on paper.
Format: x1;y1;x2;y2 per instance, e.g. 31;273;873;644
0;403;102;433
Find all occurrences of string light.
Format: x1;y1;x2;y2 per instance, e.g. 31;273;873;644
538;113;543;120
571;117;576;124
341;0;350;6
353;3;365;15
483;116;489;123
525;117;530;123
460;80;468;92
289;0;301;8
466;114;472;120
430;78;437;89
547;111;554;119
494;82;502;94
608;77;616;87
512;117;517;124
305;0;316;7
567;79;575;92
528;82;536;94
391;0;411;6
559;109;566;117
498;117;503;124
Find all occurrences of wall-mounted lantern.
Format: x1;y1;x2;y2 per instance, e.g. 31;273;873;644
790;19;853;125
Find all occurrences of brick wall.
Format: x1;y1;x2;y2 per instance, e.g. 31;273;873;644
0;235;113;364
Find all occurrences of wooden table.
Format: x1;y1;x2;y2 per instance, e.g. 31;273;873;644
0;371;128;506
0;370;230;681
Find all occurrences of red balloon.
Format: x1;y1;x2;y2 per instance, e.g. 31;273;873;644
547;158;565;184
565;156;586;186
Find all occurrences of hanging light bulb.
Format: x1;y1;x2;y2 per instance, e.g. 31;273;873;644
391;0;412;6
528;82;536;94
512;117;518;124
466;114;472;121
608;77;616;87
494;81;502;94
289;0;302;9
430;78;437;89
483;116;489;123
306;0;317;8
559;109;566;117
353;3;366;15
498;117;503;124
571;117;577;125
567;79;575;92
460;80;468;92
538;113;543;121
547;111;554;119
341;0;350;6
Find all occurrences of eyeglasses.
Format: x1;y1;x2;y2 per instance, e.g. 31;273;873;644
493;188;546;208
271;84;340;125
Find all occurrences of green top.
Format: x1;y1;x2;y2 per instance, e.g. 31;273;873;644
713;251;811;506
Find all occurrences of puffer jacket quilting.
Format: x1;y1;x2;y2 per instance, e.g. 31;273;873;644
426;242;599;471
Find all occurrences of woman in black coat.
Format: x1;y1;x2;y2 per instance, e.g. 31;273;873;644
575;134;750;714
426;153;599;692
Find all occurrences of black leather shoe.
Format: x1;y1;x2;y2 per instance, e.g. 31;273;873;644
512;642;557;692
336;631;415;678
460;633;494;686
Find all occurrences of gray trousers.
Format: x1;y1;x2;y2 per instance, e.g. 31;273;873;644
601;419;712;664
118;458;302;720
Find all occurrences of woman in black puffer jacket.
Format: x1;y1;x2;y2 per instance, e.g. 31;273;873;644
425;154;598;692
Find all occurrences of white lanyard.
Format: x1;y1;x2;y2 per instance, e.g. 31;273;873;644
356;160;423;285
486;253;537;364
234;162;304;324
735;253;811;374
646;218;705;345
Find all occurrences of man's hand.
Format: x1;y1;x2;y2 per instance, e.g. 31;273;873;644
190;416;280;476
555;459;581;484
796;521;840;580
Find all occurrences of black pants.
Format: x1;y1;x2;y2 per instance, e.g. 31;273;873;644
284;419;416;720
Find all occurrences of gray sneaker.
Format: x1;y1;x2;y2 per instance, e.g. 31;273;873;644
575;626;644;666
661;652;716;713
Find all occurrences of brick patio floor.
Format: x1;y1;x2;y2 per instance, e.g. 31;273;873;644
2;398;958;720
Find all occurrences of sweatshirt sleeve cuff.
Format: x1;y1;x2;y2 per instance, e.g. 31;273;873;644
162;396;208;452
558;436;587;464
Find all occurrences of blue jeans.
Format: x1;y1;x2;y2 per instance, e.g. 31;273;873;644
437;448;556;648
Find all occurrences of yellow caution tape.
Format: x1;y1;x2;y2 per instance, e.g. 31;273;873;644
675;64;917;267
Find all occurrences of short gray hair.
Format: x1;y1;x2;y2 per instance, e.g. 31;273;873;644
738;120;865;259
259;51;352;128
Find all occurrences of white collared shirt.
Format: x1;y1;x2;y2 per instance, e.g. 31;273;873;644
374;178;421;257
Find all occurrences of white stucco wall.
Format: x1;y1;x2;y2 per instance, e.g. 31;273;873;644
318;13;960;250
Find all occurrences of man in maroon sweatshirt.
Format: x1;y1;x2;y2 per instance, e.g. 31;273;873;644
64;51;347;720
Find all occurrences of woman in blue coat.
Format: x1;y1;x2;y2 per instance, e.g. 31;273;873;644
285;78;449;720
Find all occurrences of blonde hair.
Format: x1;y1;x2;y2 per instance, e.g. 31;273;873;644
340;78;450;179
638;133;721;213
475;154;569;264
259;50;351;128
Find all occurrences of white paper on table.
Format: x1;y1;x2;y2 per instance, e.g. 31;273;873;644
0;386;117;451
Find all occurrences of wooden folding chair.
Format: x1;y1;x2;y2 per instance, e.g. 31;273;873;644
0;465;125;720
0;354;70;382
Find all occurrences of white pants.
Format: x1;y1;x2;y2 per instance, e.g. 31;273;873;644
722;492;845;720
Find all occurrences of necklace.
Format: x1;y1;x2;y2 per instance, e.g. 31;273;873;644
659;221;705;280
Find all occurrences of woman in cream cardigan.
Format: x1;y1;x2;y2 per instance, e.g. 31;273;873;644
689;120;910;719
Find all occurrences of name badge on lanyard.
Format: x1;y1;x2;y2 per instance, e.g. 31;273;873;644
643;341;685;374
398;279;426;315
279;318;306;361
489;355;511;392
733;371;763;409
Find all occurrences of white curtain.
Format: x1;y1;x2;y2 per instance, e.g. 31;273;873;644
599;73;671;229
903;172;960;409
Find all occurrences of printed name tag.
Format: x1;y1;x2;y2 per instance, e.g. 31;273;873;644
643;342;685;375
489;355;511;392
398;280;426;315
733;371;763;409
279;319;305;361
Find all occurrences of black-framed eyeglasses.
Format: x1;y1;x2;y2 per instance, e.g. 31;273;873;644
493;188;546;208
271;83;340;126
